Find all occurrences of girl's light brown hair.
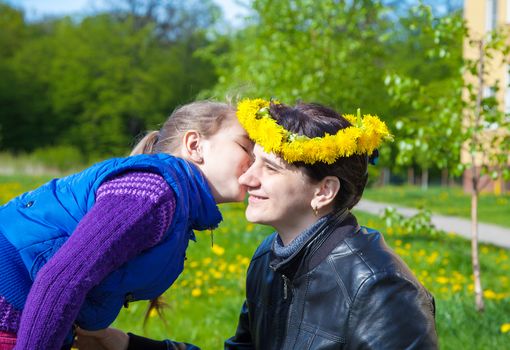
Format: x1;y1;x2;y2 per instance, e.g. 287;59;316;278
130;100;236;156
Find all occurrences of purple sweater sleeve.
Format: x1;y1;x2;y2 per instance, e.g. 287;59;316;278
14;171;176;350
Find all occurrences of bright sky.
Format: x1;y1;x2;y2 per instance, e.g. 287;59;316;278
8;0;249;24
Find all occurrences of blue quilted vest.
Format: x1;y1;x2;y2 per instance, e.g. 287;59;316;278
0;153;222;329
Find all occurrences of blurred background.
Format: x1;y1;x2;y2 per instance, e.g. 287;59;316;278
1;1;510;349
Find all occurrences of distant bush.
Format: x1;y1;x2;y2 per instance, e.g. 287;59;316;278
30;146;86;173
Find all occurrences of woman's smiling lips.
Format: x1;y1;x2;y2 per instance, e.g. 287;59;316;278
247;193;268;203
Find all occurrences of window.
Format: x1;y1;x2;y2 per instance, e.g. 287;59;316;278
507;0;510;23
486;0;498;32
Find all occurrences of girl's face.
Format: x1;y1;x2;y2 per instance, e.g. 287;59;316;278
199;115;254;203
238;145;319;234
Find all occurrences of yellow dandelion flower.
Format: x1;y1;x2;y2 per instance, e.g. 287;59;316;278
452;284;462;292
436;277;449;284
484;289;497;299
191;288;202;297
500;323;510;333
149;308;158;318
212;244;225;256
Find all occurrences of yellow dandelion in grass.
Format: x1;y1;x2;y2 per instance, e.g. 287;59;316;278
501;323;510;333
228;264;238;273
484;289;497;299
395;239;402;246
189;261;199;268
436;277;449;284
426;252;439;265
386;227;394;235
191;288;202;297
202;257;212;265
212;244;225;256
195;279;203;286
452;284;462;292
149;308;158;318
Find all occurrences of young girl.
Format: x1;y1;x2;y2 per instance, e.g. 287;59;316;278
0;101;254;350
76;98;438;350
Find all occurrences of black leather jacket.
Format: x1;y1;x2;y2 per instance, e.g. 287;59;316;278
225;213;438;350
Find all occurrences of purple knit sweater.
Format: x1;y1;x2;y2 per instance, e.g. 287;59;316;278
2;171;176;350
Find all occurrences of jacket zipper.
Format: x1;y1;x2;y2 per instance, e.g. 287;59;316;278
282;274;290;300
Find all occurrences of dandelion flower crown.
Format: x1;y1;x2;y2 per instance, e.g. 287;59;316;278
236;98;393;165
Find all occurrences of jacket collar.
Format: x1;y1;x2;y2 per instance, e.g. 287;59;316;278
269;209;359;278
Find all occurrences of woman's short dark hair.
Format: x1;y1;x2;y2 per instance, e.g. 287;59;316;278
269;102;369;210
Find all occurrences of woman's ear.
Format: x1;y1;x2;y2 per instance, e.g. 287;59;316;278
180;130;204;164
311;176;340;211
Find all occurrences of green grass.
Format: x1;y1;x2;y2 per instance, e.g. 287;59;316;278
2;177;510;348
363;185;510;228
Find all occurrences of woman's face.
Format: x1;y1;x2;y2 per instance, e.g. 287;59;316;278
238;144;319;233
199;114;254;203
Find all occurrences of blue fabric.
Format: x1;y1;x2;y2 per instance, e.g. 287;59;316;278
0;153;222;329
0;232;32;309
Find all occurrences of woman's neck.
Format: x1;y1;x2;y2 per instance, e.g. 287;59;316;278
275;216;325;246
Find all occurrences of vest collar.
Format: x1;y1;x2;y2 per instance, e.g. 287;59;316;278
177;159;223;231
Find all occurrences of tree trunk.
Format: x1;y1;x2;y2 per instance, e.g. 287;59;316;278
471;167;484;312
471;39;485;312
407;167;415;186
379;167;390;186
421;167;428;191
441;168;449;187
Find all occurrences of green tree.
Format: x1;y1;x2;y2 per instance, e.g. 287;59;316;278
462;27;510;312
384;4;465;188
204;0;393;117
0;1;220;158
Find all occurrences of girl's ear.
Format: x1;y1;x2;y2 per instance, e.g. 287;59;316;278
180;130;204;164
310;176;340;212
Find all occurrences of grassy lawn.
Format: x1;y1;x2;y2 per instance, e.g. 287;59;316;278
363;185;510;228
1;176;510;348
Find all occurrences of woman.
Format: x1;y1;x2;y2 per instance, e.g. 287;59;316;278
76;98;438;349
0;101;253;350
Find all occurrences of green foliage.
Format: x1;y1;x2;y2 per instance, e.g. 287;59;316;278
384;4;465;174
204;0;392;115
30;145;85;172
381;206;442;236
0;1;219;159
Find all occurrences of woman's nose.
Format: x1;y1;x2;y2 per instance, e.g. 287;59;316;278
239;163;259;187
